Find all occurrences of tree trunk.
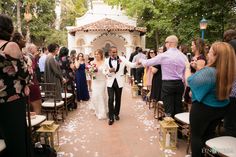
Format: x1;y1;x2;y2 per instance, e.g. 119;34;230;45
17;0;22;34
155;29;159;50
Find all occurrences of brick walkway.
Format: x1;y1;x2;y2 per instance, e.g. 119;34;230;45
57;83;188;157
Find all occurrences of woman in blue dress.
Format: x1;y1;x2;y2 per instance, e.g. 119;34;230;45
75;53;90;101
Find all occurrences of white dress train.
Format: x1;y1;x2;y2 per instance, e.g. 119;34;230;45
90;63;108;119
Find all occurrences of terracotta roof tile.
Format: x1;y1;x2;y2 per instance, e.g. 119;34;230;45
69;18;146;35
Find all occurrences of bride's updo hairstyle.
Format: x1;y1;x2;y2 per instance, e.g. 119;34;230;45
95;49;104;60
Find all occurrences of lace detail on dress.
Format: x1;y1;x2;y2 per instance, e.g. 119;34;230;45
90;63;108;119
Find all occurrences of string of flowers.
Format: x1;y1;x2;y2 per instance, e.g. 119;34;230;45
86;63;98;79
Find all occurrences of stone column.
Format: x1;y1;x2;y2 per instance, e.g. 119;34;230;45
140;35;146;49
67;33;75;53
124;44;134;60
124;44;135;75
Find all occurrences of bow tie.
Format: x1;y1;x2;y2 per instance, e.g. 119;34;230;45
111;57;117;61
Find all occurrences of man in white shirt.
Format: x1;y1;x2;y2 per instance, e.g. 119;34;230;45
38;47;48;82
132;47;146;83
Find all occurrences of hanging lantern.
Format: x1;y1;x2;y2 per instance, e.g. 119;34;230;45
24;3;32;23
159;117;178;149
24;12;32;22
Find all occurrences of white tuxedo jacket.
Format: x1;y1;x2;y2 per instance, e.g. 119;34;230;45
104;56;136;88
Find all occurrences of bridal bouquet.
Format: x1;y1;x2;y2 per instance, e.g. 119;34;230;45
86;63;98;79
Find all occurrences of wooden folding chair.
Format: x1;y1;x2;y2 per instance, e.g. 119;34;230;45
40;83;65;123
61;83;75;116
205;136;236;157
154;101;165;120
174;112;191;154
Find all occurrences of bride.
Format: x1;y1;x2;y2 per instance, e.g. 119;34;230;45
90;49;107;119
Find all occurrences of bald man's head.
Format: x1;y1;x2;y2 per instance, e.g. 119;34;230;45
165;35;178;48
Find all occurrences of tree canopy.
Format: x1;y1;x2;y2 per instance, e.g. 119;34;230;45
1;0;236;48
0;0;87;46
106;0;236;49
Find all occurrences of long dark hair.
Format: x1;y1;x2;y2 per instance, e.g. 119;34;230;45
193;37;206;56
59;47;69;58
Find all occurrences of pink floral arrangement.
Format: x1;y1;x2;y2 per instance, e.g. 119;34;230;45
86;63;98;79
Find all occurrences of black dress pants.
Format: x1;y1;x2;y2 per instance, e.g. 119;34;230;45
224;97;236;137
135;67;144;83
0;98;30;157
107;79;123;120
161;80;184;117
190;101;229;157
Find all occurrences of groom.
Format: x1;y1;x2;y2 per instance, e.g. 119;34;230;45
104;46;137;125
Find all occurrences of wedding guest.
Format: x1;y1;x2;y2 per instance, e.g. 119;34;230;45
149;50;162;103
0;14;31;157
186;42;236;157
132;47;146;83
75;53;90;101
44;43;66;100
38;47;48;82
184;38;207;104
58;47;76;109
129;47;139;82
140;35;188;117
223;29;236;137
26;43;42;114
11;34;42;114
11;32;26;50
143;49;156;90
190;38;206;73
85;54;92;92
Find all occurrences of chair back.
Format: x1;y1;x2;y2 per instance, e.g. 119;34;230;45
40;83;58;102
39;83;65;122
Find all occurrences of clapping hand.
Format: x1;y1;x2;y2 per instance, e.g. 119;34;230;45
190;59;197;69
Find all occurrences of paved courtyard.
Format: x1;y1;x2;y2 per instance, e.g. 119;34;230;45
57;83;188;157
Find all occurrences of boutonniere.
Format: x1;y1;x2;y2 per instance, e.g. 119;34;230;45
118;58;122;63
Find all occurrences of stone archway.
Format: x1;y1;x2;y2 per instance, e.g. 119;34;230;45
91;32;128;56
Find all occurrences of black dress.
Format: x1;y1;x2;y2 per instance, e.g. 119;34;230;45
150;65;162;101
75;63;90;101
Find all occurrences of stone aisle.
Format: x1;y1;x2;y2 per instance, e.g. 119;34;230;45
57;83;187;157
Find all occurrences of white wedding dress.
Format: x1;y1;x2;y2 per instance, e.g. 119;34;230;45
90;63;108;119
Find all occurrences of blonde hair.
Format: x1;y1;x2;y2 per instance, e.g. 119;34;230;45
209;42;236;100
94;49;104;60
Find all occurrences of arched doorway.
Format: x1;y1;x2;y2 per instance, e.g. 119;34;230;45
75;38;85;53
91;33;128;56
